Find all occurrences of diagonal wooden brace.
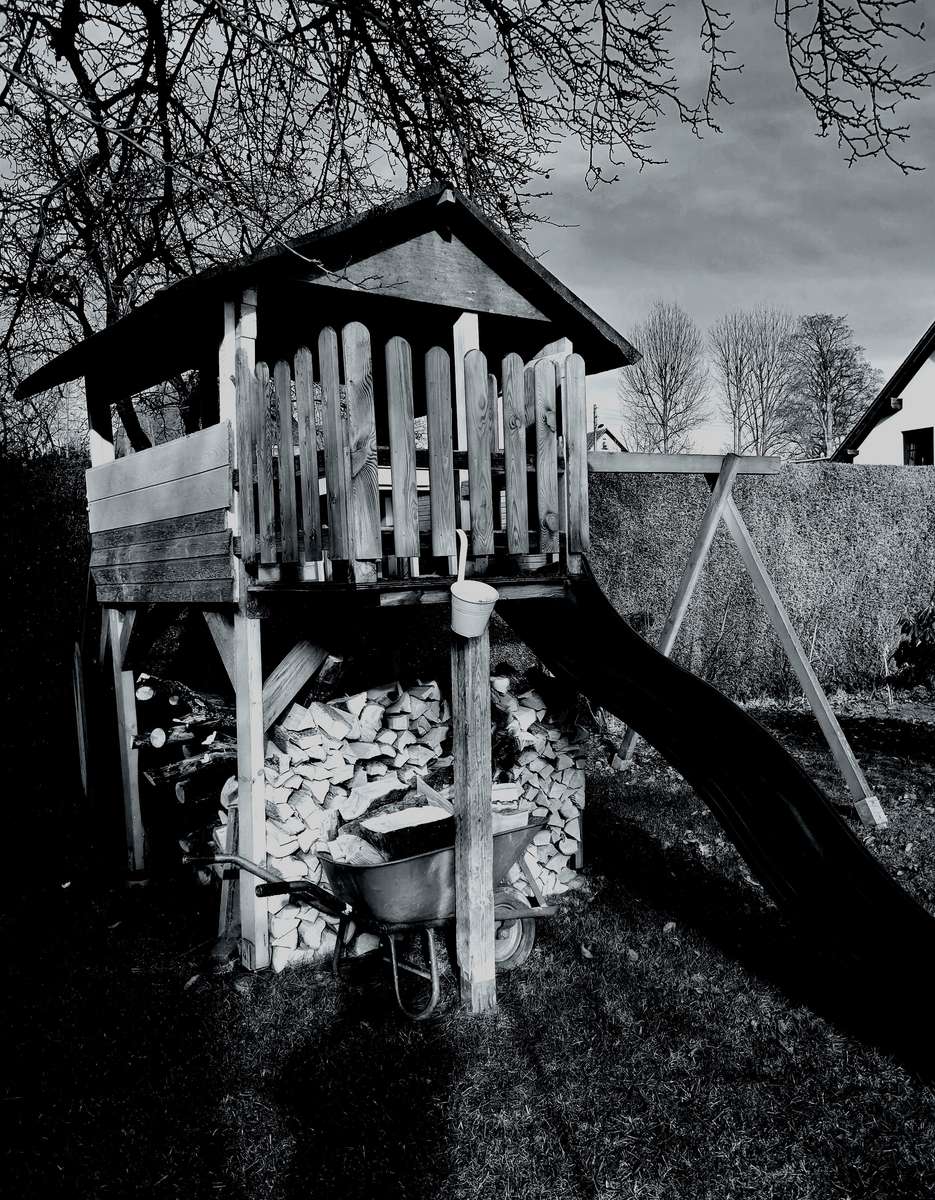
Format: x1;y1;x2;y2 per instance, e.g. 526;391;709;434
719;496;886;829
616;454;741;766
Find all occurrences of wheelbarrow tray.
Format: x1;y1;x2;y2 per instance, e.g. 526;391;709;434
318;821;545;930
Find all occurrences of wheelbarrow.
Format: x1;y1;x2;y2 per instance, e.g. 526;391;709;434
194;821;555;1020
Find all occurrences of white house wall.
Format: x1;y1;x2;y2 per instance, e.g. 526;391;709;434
854;354;935;464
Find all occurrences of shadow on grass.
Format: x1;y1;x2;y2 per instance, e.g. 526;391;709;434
275;963;457;1200
586;777;935;1082
1;879;232;1198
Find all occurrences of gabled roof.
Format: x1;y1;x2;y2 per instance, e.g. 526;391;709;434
831;319;935;461
587;424;627;452
15;182;637;401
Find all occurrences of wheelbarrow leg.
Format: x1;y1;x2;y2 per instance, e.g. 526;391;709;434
386;929;441;1022
332;915;353;979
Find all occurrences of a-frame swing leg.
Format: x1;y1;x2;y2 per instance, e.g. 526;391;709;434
615;454;741;767
719;497;887;829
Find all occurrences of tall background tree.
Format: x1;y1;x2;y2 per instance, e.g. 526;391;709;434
0;0;930;453
710;308;797;456
786;314;882;458
618;300;708;453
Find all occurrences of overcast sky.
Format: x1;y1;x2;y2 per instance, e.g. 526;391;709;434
527;4;935;452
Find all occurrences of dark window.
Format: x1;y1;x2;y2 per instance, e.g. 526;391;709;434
903;428;934;466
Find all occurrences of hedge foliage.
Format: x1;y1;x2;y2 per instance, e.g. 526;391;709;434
589;463;935;699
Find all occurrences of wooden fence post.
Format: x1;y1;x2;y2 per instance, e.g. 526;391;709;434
451;624;497;1013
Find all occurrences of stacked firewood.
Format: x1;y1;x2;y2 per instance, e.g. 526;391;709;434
489;677;587;899
253;682;454;972
134;667;587;974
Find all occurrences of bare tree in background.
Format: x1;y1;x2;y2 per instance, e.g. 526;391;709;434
710;308;797;456
0;0;929;453
618;301;708;453
709;312;750;454
786;314;882;458
741;308;797;456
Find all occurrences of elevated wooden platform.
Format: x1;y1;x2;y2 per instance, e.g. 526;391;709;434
85;319;590;608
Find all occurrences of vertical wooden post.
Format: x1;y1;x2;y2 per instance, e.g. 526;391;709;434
233;611;269;968
107;607;146;873
86;374;146;874
451;625;497;1013
220;288;270;969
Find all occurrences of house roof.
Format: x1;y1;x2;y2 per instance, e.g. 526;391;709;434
830;318;935;461
587;424;627;452
15;182;638;402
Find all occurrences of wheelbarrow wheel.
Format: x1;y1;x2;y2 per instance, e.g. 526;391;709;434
493;888;536;973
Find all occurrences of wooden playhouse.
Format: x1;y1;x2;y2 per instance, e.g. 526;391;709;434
17;183;637;1008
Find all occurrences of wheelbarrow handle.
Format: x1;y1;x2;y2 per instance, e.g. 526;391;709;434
183;853;352;918
255;878;352;919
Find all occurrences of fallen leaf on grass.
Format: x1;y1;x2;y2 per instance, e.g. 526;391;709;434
579;943;594;960
663;921;676;934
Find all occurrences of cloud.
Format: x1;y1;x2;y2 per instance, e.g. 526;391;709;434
525;4;935;440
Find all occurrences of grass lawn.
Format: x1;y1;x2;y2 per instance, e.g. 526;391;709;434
4;701;935;1199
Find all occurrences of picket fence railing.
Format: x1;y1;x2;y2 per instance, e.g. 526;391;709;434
234;320;589;576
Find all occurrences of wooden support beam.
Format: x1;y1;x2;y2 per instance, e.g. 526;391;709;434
588;452;781;476
203;611;235;687
224;288;270;969
72;643;89;799
218;804;241;948
261;639;328;729
85;382;146;871
233;611;269;969
451;624;497;1013
617;455;740;765
106;607;146;872
115;608;137;667
719;496;887;829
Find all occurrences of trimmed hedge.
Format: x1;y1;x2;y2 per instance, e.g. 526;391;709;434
589;463;935;699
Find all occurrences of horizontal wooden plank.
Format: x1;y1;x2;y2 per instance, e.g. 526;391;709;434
94;580;235;605
90;509;228;550
91;531;231;568
88;466;232;533
588;452;781;475
379;581;566;606
92;555;233;586
86;423;230;502
248;573;568;601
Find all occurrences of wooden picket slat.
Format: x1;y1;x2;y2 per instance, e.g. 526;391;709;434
563;353;589;559
235;349;258;562
273;359;299;563
254;361;276;564
319;327;350;560
294;346;322;561
385;336;420;557
463;349;494;557
342;322;381;561
501;353;529;554
425;346;457;558
488;373;500;453
533;359;559;553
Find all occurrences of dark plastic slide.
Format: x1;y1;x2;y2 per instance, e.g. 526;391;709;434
504;560;935;982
